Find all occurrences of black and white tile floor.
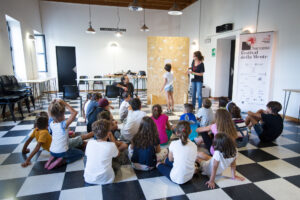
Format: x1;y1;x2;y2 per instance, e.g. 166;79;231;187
0;92;299;200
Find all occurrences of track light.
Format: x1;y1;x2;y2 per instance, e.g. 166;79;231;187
128;0;143;11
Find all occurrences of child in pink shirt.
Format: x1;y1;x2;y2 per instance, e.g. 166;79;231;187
151;104;171;144
195;109;238;155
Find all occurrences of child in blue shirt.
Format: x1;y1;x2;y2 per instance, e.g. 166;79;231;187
179;103;199;141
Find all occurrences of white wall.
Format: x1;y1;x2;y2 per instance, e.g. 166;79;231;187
0;0;42;79
40;1;182;80
179;0;300;118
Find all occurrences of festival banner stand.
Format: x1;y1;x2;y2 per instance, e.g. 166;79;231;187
236;32;274;112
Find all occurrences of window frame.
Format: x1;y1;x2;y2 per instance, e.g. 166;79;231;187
34;34;48;72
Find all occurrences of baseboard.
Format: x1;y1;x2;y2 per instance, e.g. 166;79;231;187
280;115;300;123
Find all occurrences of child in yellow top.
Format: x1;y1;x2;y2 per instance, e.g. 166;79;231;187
22;116;51;167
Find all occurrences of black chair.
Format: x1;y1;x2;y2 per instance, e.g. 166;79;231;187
105;85;121;106
0;75;32;113
78;75;89;91
93;75;104;91
63;85;82;116
138;71;146;90
0;85;24;122
7;75;35;109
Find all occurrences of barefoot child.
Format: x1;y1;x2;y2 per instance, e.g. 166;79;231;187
45;99;84;170
197;133;245;189
157;121;197;184
160;63;174;113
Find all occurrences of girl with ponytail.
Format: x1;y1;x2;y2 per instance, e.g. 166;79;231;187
157;121;198;184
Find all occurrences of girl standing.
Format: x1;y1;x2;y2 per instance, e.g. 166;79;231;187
161;64;174;113
188;51;205;109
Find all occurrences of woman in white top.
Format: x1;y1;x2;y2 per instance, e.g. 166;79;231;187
157;121;197;184
197;133;245;189
160;64;174;113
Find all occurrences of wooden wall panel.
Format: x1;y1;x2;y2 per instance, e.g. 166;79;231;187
147;36;189;105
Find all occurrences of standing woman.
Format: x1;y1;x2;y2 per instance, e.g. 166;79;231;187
188;51;205;109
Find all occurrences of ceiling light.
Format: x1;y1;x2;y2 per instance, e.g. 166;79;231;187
86;22;96;34
28;34;35;40
168;2;183;16
86;0;96;34
128;0;143;12
115;8;123;37
115;30;123;37
140;9;149;32
110;42;118;48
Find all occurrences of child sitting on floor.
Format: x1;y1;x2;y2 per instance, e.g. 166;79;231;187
245;101;283;142
157;121;197;184
22;111;93;168
84;119;119;185
83;93;92;122
128;116;168;171
196;98;214;127
227;102;249;147
219;97;229;109
151;104;172;144
179;103;199;141
197;133;245;189
119;92;131;123
22;115;51;167
44;99;84;170
195;109;238;155
97;110;128;151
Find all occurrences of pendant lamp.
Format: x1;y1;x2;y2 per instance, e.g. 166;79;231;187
140;9;149;32
86;0;96;34
115;7;123;37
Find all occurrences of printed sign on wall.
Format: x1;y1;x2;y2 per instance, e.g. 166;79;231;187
236;32;274;112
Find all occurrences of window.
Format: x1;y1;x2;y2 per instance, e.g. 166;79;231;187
34;34;48;72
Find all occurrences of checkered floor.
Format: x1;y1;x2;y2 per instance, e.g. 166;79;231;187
0;92;300;200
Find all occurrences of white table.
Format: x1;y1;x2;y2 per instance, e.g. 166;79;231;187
77;78;117;92
19;77;57;108
282;89;300;120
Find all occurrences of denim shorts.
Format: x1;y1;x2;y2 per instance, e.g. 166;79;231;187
164;85;173;92
254;123;263;136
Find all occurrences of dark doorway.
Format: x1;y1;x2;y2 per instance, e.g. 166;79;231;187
56;46;77;92
228;40;236;99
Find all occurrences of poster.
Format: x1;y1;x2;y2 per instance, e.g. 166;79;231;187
236;32;274;112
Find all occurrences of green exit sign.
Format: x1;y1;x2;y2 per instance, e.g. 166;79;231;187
212;48;216;57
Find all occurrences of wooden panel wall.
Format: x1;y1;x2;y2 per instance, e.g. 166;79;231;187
147;36;189;105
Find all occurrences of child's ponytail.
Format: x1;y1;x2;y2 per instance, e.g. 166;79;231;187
176;121;191;145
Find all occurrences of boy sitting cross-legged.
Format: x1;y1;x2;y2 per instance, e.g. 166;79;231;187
84;119;120;185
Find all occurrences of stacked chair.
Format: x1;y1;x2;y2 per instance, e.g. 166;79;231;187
0;75;35;122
